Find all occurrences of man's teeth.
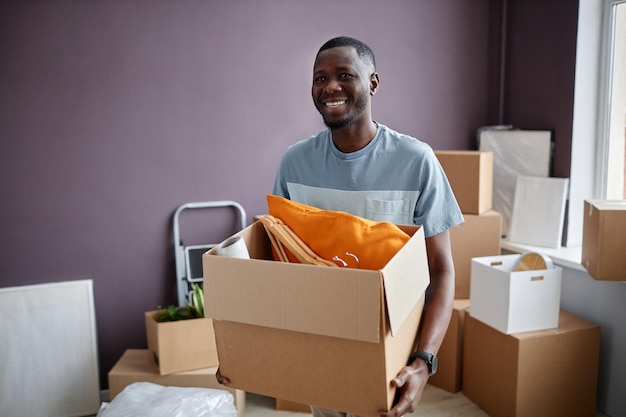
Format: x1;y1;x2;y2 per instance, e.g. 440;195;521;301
325;101;346;108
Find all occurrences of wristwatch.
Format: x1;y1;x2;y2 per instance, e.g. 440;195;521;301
409;350;438;376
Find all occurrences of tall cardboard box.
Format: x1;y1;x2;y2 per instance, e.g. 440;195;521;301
145;311;219;375
449;210;502;299
463;311;600;417
202;221;430;417
108;349;246;417
435;150;493;214
427;299;470;393
470;254;562;334
582;199;626;281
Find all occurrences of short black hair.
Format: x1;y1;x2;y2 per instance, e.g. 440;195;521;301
317;36;376;70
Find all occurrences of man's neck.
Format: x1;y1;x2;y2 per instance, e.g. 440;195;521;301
331;120;378;153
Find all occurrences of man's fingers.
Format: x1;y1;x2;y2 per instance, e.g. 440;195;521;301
391;368;409;387
216;368;230;385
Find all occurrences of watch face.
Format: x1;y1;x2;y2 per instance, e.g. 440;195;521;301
430;355;438;375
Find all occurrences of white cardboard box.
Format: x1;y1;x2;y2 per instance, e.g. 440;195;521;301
470;254;562;334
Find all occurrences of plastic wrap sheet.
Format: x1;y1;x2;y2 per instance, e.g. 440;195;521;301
0;280;100;417
478;129;552;237
97;382;237;417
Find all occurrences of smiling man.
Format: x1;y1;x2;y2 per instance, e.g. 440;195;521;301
272;36;464;417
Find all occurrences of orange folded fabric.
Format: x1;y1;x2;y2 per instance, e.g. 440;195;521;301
257;214;338;267
266;194;410;270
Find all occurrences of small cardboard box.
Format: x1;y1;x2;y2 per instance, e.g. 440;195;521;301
145;310;219;375
449;210;502;299
427;299;470;393
470;254;562;334
582;199;626;281
435;150;493;214
462;311;600;417
108;349;245;417
202;221;430;417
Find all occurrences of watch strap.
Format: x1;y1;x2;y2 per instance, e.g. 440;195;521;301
408;350;437;376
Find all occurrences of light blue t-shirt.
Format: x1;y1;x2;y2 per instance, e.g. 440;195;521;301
272;123;464;238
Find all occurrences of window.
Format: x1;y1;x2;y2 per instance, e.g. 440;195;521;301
505;1;625;265
598;0;626;200
564;0;625;251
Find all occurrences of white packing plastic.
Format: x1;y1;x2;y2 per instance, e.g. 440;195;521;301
97;382;237;417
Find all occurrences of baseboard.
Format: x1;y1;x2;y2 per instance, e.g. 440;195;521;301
100;389;109;403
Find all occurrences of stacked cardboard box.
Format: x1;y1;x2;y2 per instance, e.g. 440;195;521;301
430;150;502;394
449;210;502;299
463;311;600;417
426;299;470;393
108;349;245;417
435;150;502;299
434;153;602;414
464;254;600;416
435;151;494;215
106;308;237;412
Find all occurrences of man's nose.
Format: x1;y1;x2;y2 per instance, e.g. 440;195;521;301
323;78;342;93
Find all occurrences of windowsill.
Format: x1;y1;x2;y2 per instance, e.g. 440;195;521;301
501;240;585;272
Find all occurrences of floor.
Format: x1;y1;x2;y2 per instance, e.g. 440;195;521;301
244;385;610;417
245;385;488;417
94;384;611;417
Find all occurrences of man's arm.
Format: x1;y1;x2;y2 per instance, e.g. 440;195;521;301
380;229;455;417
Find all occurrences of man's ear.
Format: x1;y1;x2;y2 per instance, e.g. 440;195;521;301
370;72;380;96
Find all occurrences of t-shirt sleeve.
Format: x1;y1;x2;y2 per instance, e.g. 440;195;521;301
272;152;290;198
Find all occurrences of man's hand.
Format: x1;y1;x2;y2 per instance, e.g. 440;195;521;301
379;362;429;417
378;230;454;416
215;367;230;385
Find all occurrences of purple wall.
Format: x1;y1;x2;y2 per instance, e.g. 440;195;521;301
0;0;577;389
502;0;578;178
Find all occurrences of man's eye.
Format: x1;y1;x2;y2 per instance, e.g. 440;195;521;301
314;76;326;83
339;73;352;79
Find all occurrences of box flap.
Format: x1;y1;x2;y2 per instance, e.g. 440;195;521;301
204;224;382;343
381;225;430;336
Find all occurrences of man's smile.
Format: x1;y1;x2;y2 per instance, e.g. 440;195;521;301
325;100;346;108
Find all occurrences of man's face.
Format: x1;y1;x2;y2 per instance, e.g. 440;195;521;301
312;46;376;130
